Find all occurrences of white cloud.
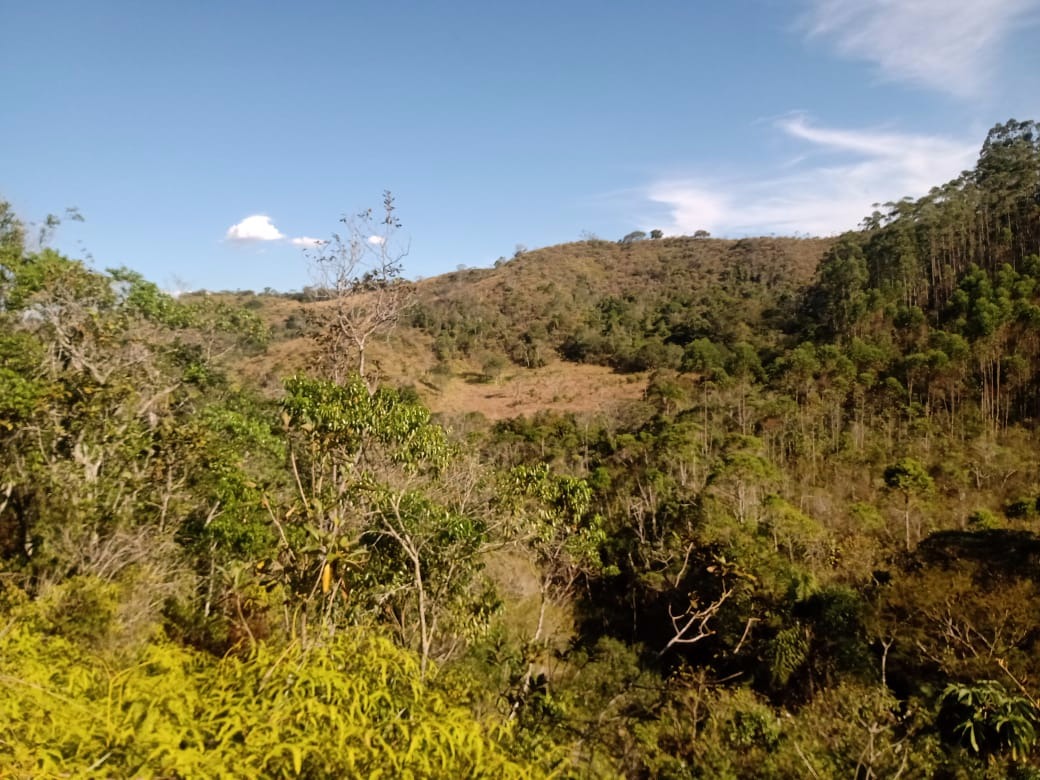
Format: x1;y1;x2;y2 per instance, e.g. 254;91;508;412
644;183;732;235
225;215;327;249
226;215;285;242
366;235;386;246
644;116;977;238
801;0;1039;97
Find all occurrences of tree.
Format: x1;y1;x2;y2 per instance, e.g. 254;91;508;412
650;229;664;240
0;200;25;271
704;438;780;526
807;236;869;338
883;458;933;551
0;240;271;647
307;192;414;385
620;231;647;244
975;119;1040;264
279;376;491;676
657;561;734;659
504;463;613;711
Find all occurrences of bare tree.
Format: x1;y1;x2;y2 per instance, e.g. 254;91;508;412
308;191;414;386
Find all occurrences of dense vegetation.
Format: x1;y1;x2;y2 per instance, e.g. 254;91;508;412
2;119;1040;777
407;234;826;377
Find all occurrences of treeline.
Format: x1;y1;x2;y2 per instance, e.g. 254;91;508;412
1;119;1040;777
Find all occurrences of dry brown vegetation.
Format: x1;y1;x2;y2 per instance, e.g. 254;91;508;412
226;235;833;416
424;360;648;420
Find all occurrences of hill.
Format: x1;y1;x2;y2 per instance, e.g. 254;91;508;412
233;235;834;418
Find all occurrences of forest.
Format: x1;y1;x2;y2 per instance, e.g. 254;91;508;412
2;118;1040;778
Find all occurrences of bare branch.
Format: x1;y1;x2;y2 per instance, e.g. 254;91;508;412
658;581;734;658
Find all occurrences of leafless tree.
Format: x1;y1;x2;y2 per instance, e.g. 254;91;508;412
307;192;414;386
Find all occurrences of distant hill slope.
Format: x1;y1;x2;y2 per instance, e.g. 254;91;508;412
422;235;829;300
236;236;834;414
408;236;833;372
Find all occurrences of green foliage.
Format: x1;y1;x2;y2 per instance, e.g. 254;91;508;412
807;234;869;337
0;615;549;777
941;680;1040;761
507;463;614;583
969;508;1004;529
282;375;449;471
883;457;933;495
0;331;47;426
278;375;490;672
107;267;191;326
5;120;1040;774
767;626;810;688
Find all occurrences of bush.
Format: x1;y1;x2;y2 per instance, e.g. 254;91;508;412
0;620;554;777
967;509;1003;530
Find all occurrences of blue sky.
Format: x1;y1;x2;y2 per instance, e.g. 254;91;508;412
3;1;1039;292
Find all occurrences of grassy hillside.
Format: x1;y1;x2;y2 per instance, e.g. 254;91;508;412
228;235;833;419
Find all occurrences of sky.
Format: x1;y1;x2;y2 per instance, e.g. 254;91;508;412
2;1;1039;292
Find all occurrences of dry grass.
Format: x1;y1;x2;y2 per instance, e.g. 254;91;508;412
423;361;647;420
417;235;831;304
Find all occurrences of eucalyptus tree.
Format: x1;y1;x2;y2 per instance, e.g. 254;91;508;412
883;458;933;551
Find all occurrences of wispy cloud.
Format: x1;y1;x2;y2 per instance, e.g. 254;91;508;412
801;0;1039;97
366;235;386;246
226;215;285;242
644;116;977;237
291;236;325;248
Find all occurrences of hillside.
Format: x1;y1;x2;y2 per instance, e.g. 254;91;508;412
3;119;1040;776
412;236;829;366
233;235;833;418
